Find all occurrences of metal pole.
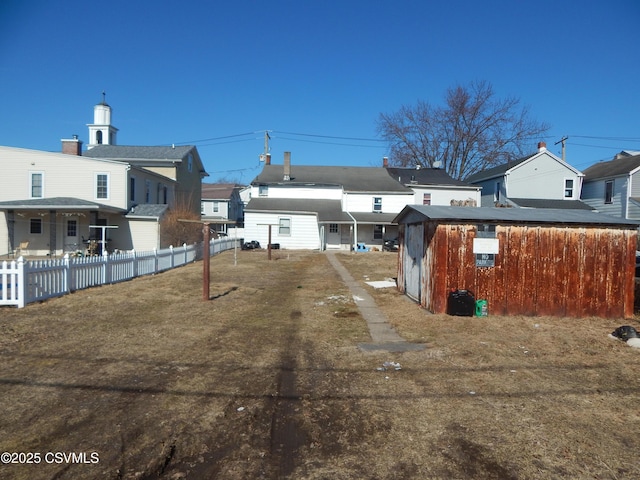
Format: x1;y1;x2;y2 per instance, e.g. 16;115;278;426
267;224;272;260
203;222;210;301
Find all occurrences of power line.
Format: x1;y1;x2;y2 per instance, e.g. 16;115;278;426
272;130;386;142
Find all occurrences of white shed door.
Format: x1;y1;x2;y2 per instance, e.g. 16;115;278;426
404;223;423;301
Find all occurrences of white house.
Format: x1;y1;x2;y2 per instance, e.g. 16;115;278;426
385;162;481;207
0;99;207;257
580;152;640;220
243;152;414;250
465;142;591;210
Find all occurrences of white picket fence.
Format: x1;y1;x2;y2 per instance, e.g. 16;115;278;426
0;237;239;308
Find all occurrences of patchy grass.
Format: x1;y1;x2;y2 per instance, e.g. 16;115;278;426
0;249;639;479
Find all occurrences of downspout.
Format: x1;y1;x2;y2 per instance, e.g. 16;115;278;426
346;210;357;252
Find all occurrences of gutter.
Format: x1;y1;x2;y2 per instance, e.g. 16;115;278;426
345;210;357;251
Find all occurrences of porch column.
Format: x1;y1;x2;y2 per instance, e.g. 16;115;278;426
49;210;57;256
7;210;15;255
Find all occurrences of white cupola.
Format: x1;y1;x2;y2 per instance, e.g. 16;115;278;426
87;92;118;149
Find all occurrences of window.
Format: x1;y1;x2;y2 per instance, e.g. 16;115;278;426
30;218;42;234
145;180;151;203
373;197;382;212
279;217;291;235
187;153;193;173
213;201;219;213
30;172;43;198
564;179;574;198
605;180;614;204
423;193;431;205
130;177;136;202
374;224;383;240
96;173;109;199
201;202;206;215
494;182;501;203
259;185;268;197
96;130;103;144
329;223;339;233
67;220;77;237
162;185;168;204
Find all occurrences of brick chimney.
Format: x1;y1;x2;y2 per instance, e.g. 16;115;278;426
538;141;547;152
265;153;271;165
61;135;83;155
383;157;389;168
283;151;291;181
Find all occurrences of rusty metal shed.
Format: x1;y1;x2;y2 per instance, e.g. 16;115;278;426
393;206;640;319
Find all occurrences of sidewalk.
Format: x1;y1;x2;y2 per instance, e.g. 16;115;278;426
325;252;425;353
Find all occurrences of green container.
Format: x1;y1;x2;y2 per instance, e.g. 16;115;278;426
475;299;488;317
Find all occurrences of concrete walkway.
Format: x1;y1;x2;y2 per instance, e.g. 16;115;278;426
325;252;425;353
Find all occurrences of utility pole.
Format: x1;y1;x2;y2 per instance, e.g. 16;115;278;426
264;130;271;156
555;136;569;162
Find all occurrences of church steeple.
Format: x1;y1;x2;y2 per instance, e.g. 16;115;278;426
87;92;118;149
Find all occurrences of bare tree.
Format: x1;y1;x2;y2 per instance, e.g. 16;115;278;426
160;203;202;249
377;81;551;179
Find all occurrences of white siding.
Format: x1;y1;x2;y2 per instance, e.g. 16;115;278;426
0;146;130;209
251;184;342;200
507;153;581;200
128;219;161;251
344;192;412;213
582;178;626;217
411;186;480;206
244;212;320;249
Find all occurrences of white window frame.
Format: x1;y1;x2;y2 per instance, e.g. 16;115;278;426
259;185;268;197
95;173;109;200
564;178;574;198
373;197;382;212
423;193;431;205
29;171;44;199
278;217;291;236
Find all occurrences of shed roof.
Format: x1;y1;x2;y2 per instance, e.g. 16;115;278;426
125;204;169;219
507;198;594;210
393;205;640;227
252;165;412;193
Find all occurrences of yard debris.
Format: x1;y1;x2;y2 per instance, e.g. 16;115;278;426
608;325;640;349
365;280;397;289
377;361;402;371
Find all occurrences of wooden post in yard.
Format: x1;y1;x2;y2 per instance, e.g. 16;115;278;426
203;222;210;301
267;224;272;260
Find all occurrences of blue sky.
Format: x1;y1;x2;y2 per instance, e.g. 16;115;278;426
1;0;639;183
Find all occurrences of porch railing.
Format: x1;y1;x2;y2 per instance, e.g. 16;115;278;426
0;237;239;308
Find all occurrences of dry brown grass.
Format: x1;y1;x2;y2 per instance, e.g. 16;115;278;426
0;249;639;479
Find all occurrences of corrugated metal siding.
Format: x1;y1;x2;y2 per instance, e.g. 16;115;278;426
415;222;636;319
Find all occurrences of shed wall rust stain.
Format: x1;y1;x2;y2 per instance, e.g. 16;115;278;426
408;222;637;319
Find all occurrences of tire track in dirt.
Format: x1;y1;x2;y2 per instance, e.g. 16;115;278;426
269;309;309;478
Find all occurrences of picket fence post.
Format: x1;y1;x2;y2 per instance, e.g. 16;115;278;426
63;253;70;294
16;256;26;308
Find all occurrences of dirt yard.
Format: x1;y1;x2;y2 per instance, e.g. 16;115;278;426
0;249;639;479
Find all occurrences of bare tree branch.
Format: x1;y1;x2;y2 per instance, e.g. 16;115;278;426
377;80;551;179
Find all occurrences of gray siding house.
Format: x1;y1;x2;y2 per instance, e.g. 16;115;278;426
581;153;640;220
466;142;590;210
